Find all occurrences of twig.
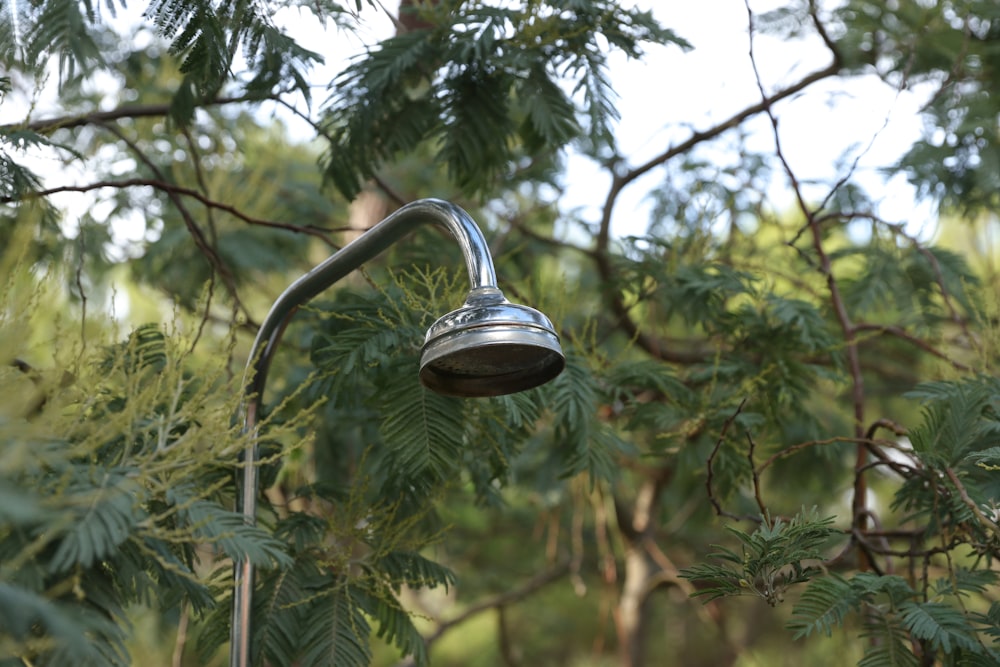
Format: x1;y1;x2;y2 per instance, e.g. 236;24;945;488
171;600;189;667
854;323;971;371
746;431;768;521
183;126;217;354
3;95;263;135
420;560;572;648
3;178;343;245
945;467;1000;541
706;398;757;522
99;122;256;327
745;0;872;568
75;233;87;346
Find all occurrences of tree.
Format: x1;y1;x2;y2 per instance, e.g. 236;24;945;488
1;1;999;666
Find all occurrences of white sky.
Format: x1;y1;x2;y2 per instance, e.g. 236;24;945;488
273;0;936;238
4;0;936;243
578;0;935;237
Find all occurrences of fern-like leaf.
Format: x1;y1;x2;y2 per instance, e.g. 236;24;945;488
168;487;291;568
363;588;428;666
377;364;465;494
253;555;325;667
899;601;982;655
369;549;457;592
859;611;920;667
299;581;374;667
49;475;143;573
516;65;581;150
788;575;860;638
0;583;128;667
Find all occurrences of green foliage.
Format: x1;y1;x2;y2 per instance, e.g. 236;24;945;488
789;571;998;666
6;1;1000;665
836;242;980;330
885;377;1000;558
0;131;46;200
307;270;619;500
320;0;688;198
19;0;107;80
681;509;836;606
4;0;324;123
836;0;1000;213
0;277;294;665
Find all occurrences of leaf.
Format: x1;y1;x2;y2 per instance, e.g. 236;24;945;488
438;66;516;191
858;610;920;667
517;66;581;150
299;581;374;667
377;361;466;494
169;488;291;569
21;0;104;79
49;476;143;574
0;583;128;666
684;509;835;607
254;556;327;667
899;601;982;655
369;550;456;592
788;575;859;639
905;378;1000;467
0;482;49;524
765;294;836;353
364;588;428;666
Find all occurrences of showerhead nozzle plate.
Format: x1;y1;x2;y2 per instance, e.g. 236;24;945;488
419;290;565;397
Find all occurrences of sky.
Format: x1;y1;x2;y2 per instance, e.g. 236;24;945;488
4;0;938;243
574;0;935;238
271;0;937;239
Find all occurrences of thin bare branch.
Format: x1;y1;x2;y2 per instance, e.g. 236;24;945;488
100;122;255;327
706;398;759;522
854;323;972;371
3;95;263;135
4;178;344;244
421;560;572;648
592;11;841;361
746;431;768;521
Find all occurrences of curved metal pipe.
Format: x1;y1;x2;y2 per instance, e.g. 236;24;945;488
230;199;504;667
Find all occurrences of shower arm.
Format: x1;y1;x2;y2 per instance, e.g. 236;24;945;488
231;198;499;667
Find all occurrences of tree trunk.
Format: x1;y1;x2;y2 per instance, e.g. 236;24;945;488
617;540;652;667
614;470;669;667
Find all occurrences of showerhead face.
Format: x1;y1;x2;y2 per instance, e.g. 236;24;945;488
419;288;565;398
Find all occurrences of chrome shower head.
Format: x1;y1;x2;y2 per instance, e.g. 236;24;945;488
419;287;565;397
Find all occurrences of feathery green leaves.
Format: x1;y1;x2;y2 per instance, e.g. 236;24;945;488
320;0;688;198
789;571;993;666
681;508;836;606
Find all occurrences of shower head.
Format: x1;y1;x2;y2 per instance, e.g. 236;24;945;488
232;199;564;667
419;287;565;398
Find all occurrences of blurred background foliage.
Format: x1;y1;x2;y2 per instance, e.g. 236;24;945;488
2;0;1000;665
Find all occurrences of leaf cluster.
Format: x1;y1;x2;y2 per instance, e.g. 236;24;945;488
0;295;293;664
4;0;324;125
305;268;607;502
890;376;1000;555
834;0;1000;213
790;570;999;666
680;508;836;607
320;0;688;198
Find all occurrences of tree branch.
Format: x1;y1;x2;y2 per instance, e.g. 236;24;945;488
592;33;841;362
100;122;254;326
854;323;971;371
418;559;572;651
3;95;262;135
706;398;759;522
4;178;344;245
